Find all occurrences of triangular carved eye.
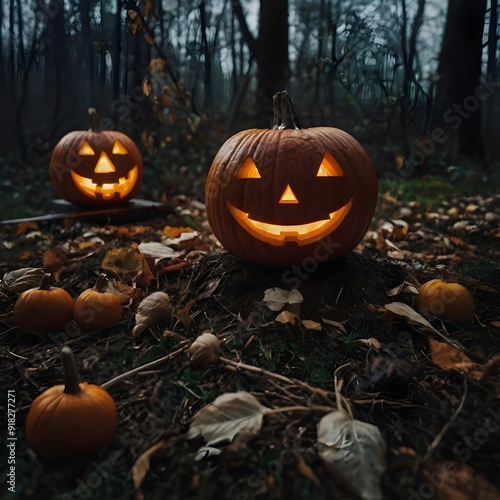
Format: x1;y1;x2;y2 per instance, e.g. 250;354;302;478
316;151;344;177
236;156;261;178
79;140;95;156
112;140;128;154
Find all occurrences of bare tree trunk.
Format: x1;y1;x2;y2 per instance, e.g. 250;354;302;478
9;0;15;87
100;1;107;89
81;0;95;102
0;0;4;90
16;26;40;160
432;0;487;164
232;0;289;121
400;0;425;142
487;0;498;82
199;0;212;106
15;0;25;72
49;0;66;138
113;0;122;105
256;0;288;112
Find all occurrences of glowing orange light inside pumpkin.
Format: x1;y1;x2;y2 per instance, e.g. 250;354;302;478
279;185;299;204
227;151;354;245
71;166;140;200
227;198;353;246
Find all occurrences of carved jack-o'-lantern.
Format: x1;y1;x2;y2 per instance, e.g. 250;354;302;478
205;91;378;267
49;108;143;207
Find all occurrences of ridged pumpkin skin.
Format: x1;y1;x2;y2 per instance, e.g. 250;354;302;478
25;347;117;460
417;279;475;324
49;108;143;207
13;274;74;333
74;274;123;332
26;382;118;460
205;92;378;267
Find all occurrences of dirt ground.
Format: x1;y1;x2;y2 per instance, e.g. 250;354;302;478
1;185;500;500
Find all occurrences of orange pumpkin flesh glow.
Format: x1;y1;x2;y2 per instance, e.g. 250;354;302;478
205;91;378;266
25;346;117;460
49;108;143;207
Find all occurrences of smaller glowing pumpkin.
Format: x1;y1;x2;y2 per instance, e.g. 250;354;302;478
49;108;143;207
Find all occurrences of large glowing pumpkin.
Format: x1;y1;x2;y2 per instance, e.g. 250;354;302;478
205;91;378;267
49;108;143;207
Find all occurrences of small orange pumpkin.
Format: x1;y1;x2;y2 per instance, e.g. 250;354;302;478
205;91;378;266
417;274;475;324
74;273;123;332
13;273;74;333
25;346;118;460
49;107;143;207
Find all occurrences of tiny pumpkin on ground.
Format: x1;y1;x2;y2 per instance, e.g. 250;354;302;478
25;346;118;460
74;273;123;332
13;273;74;333
416;275;475;324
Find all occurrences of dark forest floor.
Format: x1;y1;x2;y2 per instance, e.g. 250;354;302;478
1;157;500;500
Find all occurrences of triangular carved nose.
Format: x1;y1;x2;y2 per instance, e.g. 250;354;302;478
279;184;299;204
94;152;117;173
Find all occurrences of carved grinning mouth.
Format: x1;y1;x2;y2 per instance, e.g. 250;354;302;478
227;198;353;246
71;166;139;199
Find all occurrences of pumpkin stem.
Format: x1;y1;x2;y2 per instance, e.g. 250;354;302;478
436;265;451;283
39;273;53;290
88;107;101;132
94;273;109;293
61;346;82;395
272;91;302;130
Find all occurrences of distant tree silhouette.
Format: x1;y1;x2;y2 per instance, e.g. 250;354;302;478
232;0;289;121
432;0;488;165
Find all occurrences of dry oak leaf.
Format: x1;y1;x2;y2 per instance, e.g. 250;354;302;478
383;301;463;350
2;267;45;295
187;392;270;446
317;409;387;500
428;339;479;374
429;339;500;382
102;245;145;280
131;438;177;491
421;462;500;500
132;291;174;337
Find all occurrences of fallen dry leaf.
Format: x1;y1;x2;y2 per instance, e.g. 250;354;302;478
187;391;270;446
137;241;182;262
133;291;174;337
384;301;463;350
262;287;303;312
301;319;322;331
317;409;387;500
421;462;500;500
2;267;45;295
275;310;299;325
131;439;177;490
386;281;419;297
102;245;145;281
429;340;500;382
176;299;195;330
428;339;479;374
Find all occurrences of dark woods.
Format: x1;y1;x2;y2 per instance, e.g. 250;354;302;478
0;0;498;180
